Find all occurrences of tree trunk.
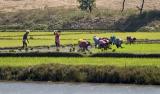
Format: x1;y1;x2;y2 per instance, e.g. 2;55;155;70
89;5;92;13
121;0;126;12
140;0;145;14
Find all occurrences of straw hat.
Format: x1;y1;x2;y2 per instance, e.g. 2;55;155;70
26;30;30;33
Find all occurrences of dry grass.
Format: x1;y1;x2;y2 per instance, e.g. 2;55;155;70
0;0;160;12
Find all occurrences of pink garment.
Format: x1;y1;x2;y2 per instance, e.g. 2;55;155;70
55;32;60;43
99;40;106;44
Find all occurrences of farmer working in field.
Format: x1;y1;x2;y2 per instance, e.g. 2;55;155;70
110;35;116;45
54;30;61;49
22;30;30;49
78;39;91;52
93;36;100;48
115;38;123;48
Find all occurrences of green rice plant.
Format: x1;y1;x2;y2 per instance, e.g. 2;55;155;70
0;57;159;67
0;31;160;49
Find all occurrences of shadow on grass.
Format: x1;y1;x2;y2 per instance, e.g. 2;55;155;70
115;10;160;32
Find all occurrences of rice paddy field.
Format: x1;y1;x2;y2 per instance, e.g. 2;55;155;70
0;57;160;67
0;31;160;67
0;31;160;47
92;44;160;54
0;31;160;53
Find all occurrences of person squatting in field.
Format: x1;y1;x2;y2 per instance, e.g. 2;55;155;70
126;36;136;45
110;35;123;48
93;35;123;49
93;36;111;50
98;37;111;49
54;30;61;50
22;30;30;49
115;38;123;48
110;35;116;45
93;36;100;48
78;39;91;52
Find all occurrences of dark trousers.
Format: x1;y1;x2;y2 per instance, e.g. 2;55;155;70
55;42;60;47
22;40;27;48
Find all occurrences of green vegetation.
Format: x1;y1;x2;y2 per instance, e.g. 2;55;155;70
0;31;160;54
0;31;159;84
77;0;96;12
92;44;160;54
0;31;160;47
0;57;159;67
0;2;159;84
0;64;160;85
1;31;160;40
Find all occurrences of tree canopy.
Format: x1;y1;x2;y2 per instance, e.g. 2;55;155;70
77;0;96;12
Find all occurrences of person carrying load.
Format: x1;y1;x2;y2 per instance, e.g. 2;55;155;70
22;30;30;49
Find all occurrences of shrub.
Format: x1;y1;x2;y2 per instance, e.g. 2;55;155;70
0;64;160;85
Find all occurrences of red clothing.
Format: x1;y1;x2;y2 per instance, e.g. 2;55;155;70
55;32;60;47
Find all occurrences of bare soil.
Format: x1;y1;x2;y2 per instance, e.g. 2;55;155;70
0;0;160;12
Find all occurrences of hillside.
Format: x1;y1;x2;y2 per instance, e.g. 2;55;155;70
0;0;160;12
0;0;160;31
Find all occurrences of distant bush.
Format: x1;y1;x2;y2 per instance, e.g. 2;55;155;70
77;0;96;12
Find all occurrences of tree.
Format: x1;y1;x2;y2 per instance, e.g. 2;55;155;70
121;0;126;12
121;0;145;14
136;0;145;14
77;0;96;12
